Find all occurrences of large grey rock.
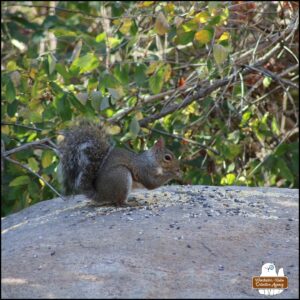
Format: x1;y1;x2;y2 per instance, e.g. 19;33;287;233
1;185;299;299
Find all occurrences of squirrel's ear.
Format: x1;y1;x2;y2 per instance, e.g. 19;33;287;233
153;137;165;150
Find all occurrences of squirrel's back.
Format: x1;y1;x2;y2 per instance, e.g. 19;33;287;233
58;121;111;195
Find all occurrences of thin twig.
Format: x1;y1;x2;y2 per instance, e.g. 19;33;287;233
3;138;58;157
4;156;65;200
149;128;220;155
1;122;43;132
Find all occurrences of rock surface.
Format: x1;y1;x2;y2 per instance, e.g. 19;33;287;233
1;185;299;299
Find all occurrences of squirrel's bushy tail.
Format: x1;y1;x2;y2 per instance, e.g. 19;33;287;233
58;121;111;196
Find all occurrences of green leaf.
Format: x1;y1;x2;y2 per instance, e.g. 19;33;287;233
55;63;71;80
175;30;195;45
129;116;140;138
114;64;130;85
101;73;120;89
149;67;164;94
28;157;39;172
95;32;106;43
241;111;251;126
6;78;16;103
90;91;102;111
263;76;272;88
70;53;99;74
50;82;64;96
276;158;294;183
9;175;30;187
67;93;85;111
41;151;53;168
271;117;280;135
55;94;72;121
135;64;147;86
48;53;56;75
209;15;221;26
227;163;235;173
7;100;18;117
226;173;236;185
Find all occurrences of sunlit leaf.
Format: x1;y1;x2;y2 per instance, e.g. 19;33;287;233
138;1;154;8
41;151;53;168
218;31;230;42
271;117;280;135
195;30;212;44
107;37;121;48
70;53;99;74
146;61;163;75
95;32;106;43
120;18;132;35
263;76;272;88
149;67;165;94
9;176;30;187
194;11;210;23
28;157;39;172
106;125;121;135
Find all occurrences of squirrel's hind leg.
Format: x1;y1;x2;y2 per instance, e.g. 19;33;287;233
95;166;132;206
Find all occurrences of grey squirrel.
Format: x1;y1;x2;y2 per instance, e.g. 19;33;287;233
58;121;181;206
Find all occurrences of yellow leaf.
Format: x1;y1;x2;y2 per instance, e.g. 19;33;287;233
163;64;172;82
106;125;121;135
7;61;18;71
194;11;210;23
184;129;193;138
113;19;121;25
1;125;10;135
165;3;175;14
42;151;53;168
146;61;163;75
39;178;45;187
135;111;144;121
155;12;170;36
138;1;154;8
182;103;197;115
218;31;230;42
107;37;121;48
194;30;212;44
29;68;38;79
120;18;132;35
57;134;65;144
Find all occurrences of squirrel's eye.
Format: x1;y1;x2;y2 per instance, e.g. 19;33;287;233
164;154;172;161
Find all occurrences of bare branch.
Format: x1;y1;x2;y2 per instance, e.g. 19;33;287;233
3;138;58;157
149;128;220;155
1;122;43;132
4;156;65;200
